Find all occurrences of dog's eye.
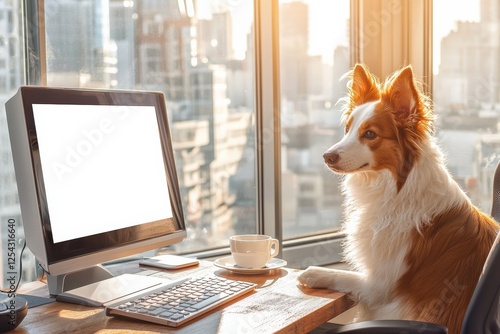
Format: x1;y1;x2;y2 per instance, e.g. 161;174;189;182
364;130;377;140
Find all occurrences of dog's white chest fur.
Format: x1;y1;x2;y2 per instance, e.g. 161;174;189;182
298;148;466;319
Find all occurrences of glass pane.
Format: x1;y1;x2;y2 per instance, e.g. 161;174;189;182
0;2;38;288
433;0;498;212
279;0;350;238
44;0;257;253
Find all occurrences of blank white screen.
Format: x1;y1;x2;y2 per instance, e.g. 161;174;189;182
32;104;172;243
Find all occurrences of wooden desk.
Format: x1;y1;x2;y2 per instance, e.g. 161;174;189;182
13;260;353;333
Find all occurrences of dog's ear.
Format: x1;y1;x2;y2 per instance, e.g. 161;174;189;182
348;64;380;108
386;66;433;192
386;66;421;121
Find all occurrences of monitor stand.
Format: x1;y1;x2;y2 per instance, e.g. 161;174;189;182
47;265;166;307
47;264;114;296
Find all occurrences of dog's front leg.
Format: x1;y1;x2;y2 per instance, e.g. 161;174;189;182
298;266;365;296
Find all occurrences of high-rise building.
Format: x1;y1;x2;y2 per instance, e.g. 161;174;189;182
45;0;116;87
436;0;500;110
133;0;256;249
198;11;234;64
109;0;136;88
279;1;309;101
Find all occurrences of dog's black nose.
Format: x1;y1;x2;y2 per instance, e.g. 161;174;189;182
323;151;339;165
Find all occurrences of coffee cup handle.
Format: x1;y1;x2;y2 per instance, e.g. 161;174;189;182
270;238;279;257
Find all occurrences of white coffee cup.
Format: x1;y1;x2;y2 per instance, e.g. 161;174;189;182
229;234;279;268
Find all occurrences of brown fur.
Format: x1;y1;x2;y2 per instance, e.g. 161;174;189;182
396;203;498;333
344;64;434;191
313;64;500;334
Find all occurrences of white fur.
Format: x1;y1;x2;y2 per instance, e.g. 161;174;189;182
298;103;469;320
327;102;377;173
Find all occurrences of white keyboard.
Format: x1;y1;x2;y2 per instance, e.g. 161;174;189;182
105;276;256;327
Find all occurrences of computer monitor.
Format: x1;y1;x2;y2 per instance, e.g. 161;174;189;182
6;86;186;303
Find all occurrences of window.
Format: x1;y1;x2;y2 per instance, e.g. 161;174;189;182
42;0;258;254
0;0;259;288
4;0;494;289
279;0;350;239
433;0;498;212
0;0;29;289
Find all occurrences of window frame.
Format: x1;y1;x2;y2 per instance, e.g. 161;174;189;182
351;0;433;92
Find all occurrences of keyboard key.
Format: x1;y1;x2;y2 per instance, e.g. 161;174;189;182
191;293;229;310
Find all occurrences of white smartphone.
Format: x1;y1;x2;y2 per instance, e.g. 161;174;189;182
139;254;200;270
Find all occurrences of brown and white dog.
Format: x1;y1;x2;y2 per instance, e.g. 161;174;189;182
297;64;499;334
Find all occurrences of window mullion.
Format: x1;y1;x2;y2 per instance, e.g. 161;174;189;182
254;0;282;246
22;0;46;85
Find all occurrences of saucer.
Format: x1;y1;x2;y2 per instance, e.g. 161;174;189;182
213;256;287;274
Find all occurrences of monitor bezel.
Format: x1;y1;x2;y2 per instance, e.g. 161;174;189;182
16;86;186;266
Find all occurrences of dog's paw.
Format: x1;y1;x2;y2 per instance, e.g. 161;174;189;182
298;266;337;290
